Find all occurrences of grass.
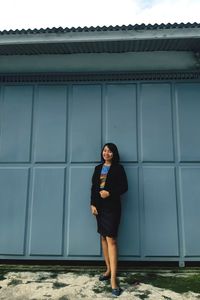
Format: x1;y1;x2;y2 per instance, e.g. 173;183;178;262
52;281;69;289
49;272;58;279
36;274;50;281
135;290;151;299
8;279;23;286
0;272;7;281
71;270;96;277
2;265;200;296
58;296;69;300
92;281;111;294
124;272;200;294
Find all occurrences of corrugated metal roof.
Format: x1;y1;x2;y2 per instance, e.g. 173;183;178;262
0;39;200;55
1;70;200;83
0;22;200;35
0;22;200;55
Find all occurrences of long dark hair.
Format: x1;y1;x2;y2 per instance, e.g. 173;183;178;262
101;143;120;164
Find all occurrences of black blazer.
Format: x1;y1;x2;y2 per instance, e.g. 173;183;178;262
90;163;128;209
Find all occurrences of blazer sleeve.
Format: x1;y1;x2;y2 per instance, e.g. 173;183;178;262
90;166;98;206
107;164;128;198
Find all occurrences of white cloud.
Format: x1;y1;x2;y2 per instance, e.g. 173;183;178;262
136;0;200;24
0;0;200;30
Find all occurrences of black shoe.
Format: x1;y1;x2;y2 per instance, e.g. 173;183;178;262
99;274;111;281
112;287;122;297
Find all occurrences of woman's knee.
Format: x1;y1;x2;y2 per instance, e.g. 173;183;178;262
106;236;117;246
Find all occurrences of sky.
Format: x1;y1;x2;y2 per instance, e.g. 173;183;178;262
0;0;200;31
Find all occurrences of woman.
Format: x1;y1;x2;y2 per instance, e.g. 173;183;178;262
90;143;128;297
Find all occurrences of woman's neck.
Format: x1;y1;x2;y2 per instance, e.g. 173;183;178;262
104;161;112;166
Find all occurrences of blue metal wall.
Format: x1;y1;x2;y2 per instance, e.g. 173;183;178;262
0;82;200;263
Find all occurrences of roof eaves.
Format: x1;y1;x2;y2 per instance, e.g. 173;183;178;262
1;23;200;47
0;22;200;36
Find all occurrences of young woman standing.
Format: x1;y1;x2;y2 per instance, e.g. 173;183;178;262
90;143;128;297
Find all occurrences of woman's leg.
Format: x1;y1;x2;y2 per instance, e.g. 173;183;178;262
101;236;111;276
106;236;118;289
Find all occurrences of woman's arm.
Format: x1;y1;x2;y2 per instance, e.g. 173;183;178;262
91;205;98;215
105;164;128;198
90;166;98;206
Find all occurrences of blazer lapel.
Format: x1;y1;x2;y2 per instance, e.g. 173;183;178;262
104;164;113;188
97;163;103;187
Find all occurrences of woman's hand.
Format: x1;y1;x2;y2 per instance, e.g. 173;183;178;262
99;190;110;199
91;205;98;215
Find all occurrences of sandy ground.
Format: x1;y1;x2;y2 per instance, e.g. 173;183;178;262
0;270;200;300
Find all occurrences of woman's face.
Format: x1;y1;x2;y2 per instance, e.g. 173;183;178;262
102;146;113;163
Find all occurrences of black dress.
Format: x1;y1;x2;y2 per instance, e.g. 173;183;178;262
91;163;128;238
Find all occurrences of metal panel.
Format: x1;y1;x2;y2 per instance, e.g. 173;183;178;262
176;84;200;161
141;84;174;162
180;167;200;256
143;167;179;256
34;85;67;162
70;85;101;162
105;84;137;161
0;86;32;162
29;167;65;255
118;166;140;256
68;166;100;256
0;81;200;262
0;168;29;255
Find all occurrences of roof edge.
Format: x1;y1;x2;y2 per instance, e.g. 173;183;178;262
1;22;200;35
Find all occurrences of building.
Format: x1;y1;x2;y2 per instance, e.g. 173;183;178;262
0;23;200;266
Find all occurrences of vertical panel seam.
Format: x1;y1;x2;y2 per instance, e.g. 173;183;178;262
23;85;35;257
101;83;104;148
61;85;69;257
27;84;38;256
65;84;73;257
172;81;185;263
62;84;70;257
137;81;144;259
0;86;5;160
102;82;107;146
0;85;3;146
